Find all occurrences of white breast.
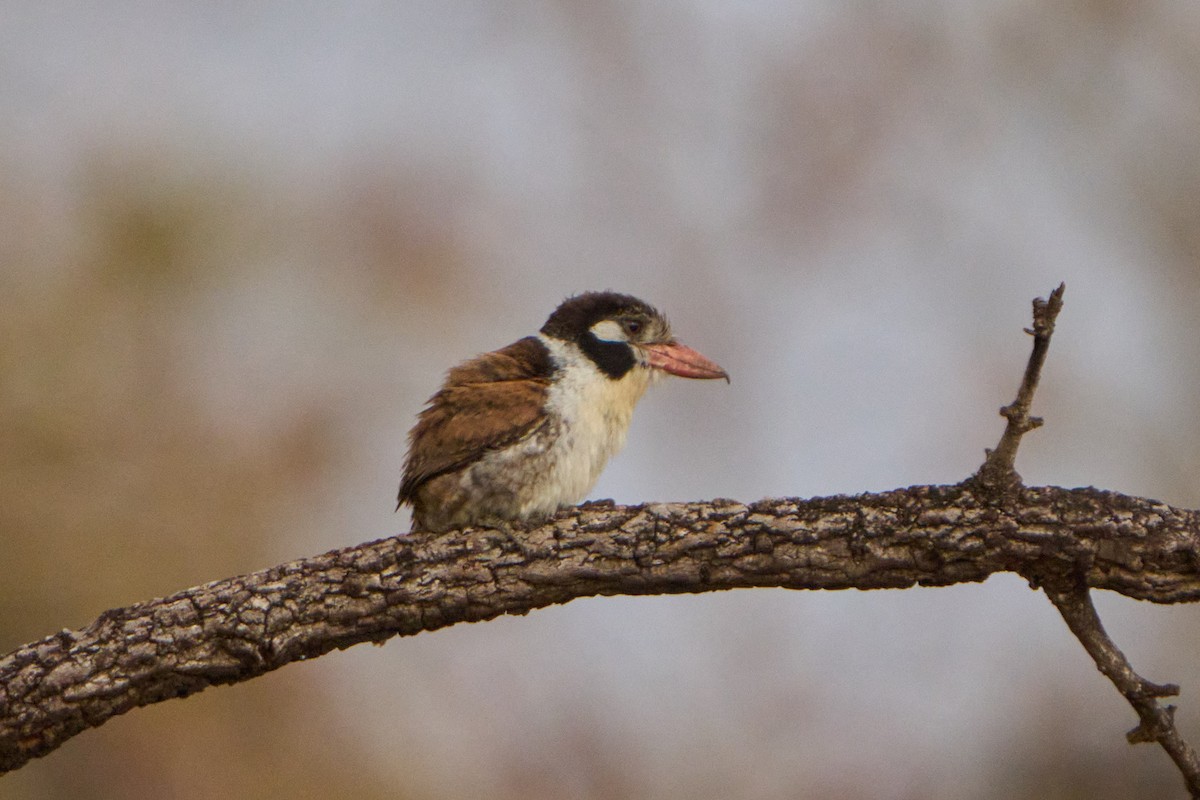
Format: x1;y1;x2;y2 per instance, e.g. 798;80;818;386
520;334;652;514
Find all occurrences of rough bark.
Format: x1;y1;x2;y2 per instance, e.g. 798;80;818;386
5;283;1200;795
3;484;1200;774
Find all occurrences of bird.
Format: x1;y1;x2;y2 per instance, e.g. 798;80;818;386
398;291;728;532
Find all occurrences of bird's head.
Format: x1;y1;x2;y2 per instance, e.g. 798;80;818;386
541;291;728;382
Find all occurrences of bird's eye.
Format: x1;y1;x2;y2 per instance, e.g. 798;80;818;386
625;320;642;335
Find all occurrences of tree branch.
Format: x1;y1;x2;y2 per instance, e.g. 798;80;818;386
965;281;1200;798
1045;585;1200;796
5;283;1200;796
3;486;1200;774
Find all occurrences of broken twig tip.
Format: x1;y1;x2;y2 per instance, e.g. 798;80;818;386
969;283;1067;493
1046;586;1200;794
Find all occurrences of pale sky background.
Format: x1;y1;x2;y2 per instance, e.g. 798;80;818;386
3;3;1200;798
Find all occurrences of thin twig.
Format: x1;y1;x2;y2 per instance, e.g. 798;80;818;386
970;282;1200;795
971;282;1065;492
1045;585;1200;798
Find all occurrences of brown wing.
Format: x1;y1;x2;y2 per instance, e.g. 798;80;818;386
398;337;555;507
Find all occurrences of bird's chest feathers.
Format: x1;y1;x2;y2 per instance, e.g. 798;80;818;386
530;338;652;505
549;363;649;459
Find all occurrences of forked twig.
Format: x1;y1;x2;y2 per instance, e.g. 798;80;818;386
974;282;1199;797
1045;586;1200;797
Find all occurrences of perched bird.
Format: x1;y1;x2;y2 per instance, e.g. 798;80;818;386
398;291;728;531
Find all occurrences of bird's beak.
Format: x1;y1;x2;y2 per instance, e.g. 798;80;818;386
642;341;729;381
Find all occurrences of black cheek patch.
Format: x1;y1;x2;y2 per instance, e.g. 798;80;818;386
581;333;636;379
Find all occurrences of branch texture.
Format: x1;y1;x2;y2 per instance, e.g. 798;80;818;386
1045;585;1200;796
3;484;1200;773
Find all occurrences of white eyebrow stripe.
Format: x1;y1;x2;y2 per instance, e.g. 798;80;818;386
589;319;626;343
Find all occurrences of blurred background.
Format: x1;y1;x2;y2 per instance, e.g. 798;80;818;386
2;2;1199;798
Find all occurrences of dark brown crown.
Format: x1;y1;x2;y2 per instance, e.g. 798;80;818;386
540;291;661;341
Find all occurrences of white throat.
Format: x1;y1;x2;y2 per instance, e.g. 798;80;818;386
533;333;653;509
